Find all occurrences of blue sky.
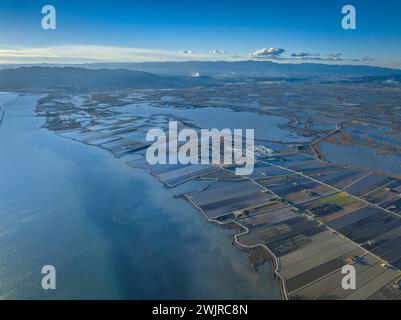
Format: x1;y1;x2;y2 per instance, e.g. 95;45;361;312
0;0;400;67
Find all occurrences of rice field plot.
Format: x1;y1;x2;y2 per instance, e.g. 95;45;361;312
91;123;126;135
364;188;400;206
344;213;401;245
187;180;276;218
239;217;304;248
263;221;325;257
327;206;381;230
298;192;367;223
291;266;347;300
82;134;124;146
280;231;349;268
296;255;379;300
394;182;401;193
100;138;149;158
255;173;298;189
335;207;387;236
369;232;401;268
391;257;401;269
55;127;86;138
283;241;360;285
236;206;326;257
199;168;245;181
363;225;401;253
239;202;291;219
85;117;142;131
215;201;288;222
214;200;288;222
363;180;401;213
277;153;316;164
57;128;95;141
381;198;401;214
113;128;151;143
247;162;290;180
344;173;395;197
239;218;324;257
297;254;399;300
284;183;335;205
343;268;400;300
238;206;299;230
76;130;110;142
286;247;364;294
262;175;335;204
367;280;401;300
375;240;401;268
261;176;306;196
127;159;218;187
262;153;313;166
100;124;148;137
157;164;218;187
307;167;367;189
283;159;328;173
128;160;184;175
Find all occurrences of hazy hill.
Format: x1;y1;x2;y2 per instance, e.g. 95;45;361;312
0;65;399;91
51;61;401;77
1;61;400;78
0;67;216;90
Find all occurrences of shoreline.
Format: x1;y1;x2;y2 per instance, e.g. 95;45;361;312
130;160;287;299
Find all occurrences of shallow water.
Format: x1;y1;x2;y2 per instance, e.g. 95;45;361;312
113;103;308;143
0;93;280;299
322;142;401;177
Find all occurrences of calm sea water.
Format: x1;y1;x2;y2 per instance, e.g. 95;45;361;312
0;93;279;299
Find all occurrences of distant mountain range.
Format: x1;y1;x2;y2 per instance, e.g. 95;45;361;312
1;60;400;78
81;61;401;77
0;62;400;90
0;67;217;90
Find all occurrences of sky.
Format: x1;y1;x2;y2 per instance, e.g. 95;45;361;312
0;0;400;68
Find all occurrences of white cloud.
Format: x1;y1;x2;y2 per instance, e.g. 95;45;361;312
291;52;320;58
0;44;378;66
0;45;210;64
180;50;194;54
230;53;242;59
251;47;285;59
324;53;375;63
361;56;374;62
209;49;227;55
327;52;343;61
